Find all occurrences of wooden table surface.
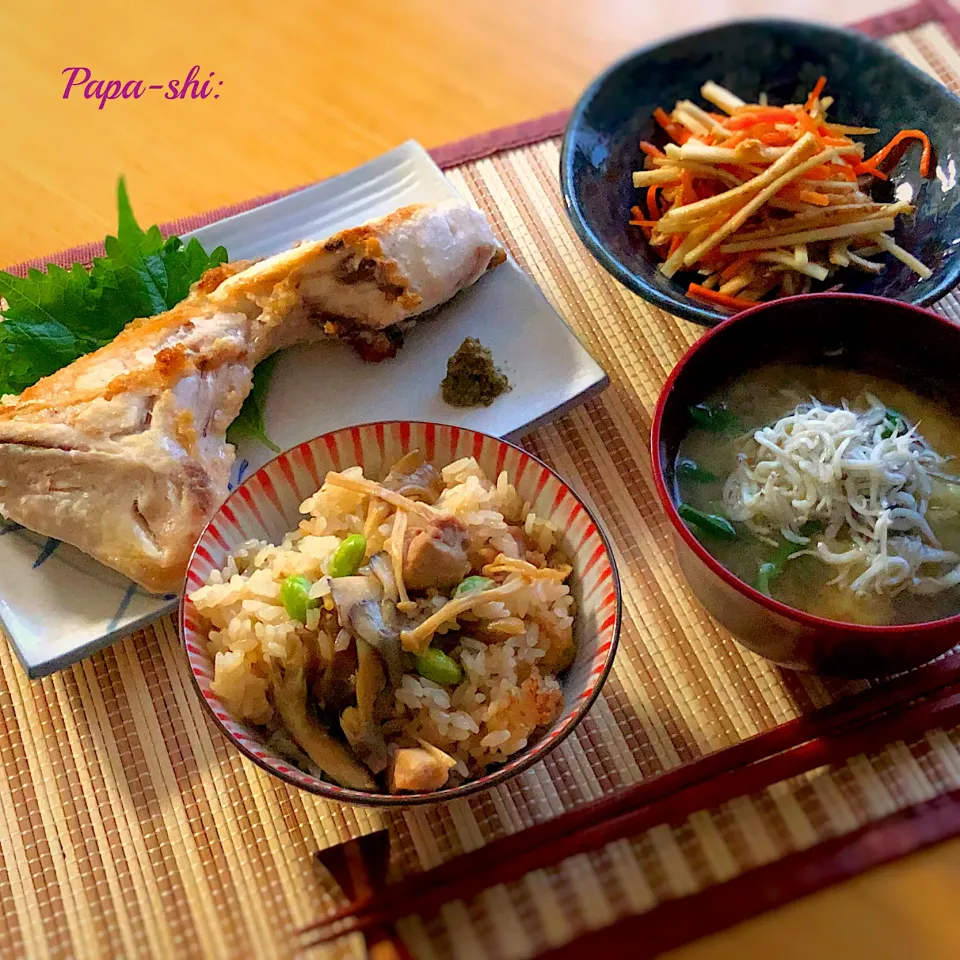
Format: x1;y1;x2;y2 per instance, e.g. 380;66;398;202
4;1;960;957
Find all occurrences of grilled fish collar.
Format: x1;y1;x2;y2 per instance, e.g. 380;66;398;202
0;200;505;592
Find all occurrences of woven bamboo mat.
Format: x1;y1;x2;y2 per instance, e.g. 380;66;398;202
4;4;960;958
397;722;960;959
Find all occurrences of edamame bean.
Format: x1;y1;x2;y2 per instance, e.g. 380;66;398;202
328;534;367;578
281;574;318;623
414;648;464;686
453;576;494;598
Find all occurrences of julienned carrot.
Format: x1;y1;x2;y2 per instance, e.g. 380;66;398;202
804;164;856;182
725;108;797;129
694;181;719;201
797;189;830;206
795;110;822;141
687;282;755;311
699;250;726;271
804;75;827;111
630;76;932;302
861;129;932;177
719;254;757;280
852;161;888;180
629;205;657;231
654;107;689;144
640;141;666;159
830;164;858;181
742;121;785;145
653;107;672;128
647;185;660;220
758;131;795;147
722;132;748;149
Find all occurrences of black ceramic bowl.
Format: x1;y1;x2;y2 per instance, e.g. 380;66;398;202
561;19;960;325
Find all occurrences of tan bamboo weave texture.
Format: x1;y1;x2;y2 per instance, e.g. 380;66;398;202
3;17;960;960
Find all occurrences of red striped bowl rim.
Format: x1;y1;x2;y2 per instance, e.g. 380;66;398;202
180;422;621;806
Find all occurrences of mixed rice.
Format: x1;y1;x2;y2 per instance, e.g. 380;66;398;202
189;452;576;793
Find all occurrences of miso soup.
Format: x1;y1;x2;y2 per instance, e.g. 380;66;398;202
675;364;960;626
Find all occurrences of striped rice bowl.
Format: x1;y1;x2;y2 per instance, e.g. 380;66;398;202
188;453;576;794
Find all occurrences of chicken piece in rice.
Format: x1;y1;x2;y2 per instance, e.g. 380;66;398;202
189;453;576;793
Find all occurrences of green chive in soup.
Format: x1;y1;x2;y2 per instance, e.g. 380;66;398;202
675;364;960;626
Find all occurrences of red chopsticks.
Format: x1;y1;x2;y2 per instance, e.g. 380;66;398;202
535;732;960;960
299;651;960;951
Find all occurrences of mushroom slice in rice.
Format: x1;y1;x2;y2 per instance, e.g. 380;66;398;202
318;641;357;715
268;653;375;791
400;578;526;654
329;575;404;687
368;551;399;602
340;638;389;774
383;450;444;504
341;708;386;774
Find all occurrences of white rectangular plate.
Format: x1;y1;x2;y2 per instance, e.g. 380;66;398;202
2;140;607;678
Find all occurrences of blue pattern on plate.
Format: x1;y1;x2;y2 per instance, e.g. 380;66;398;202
561;18;960;325
107;583;179;633
227;458;250;492
32;538;61;568
1;139;610;680
0;522;59;567
1;511;180;635
0;518;60;570
107;583;140;633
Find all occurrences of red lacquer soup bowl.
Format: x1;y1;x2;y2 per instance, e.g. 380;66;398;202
180;422;621;806
651;293;960;678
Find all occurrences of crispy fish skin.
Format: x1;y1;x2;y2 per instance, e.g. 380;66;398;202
0;200;504;593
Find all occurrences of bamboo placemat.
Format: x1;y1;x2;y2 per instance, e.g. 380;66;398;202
4;3;960;958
